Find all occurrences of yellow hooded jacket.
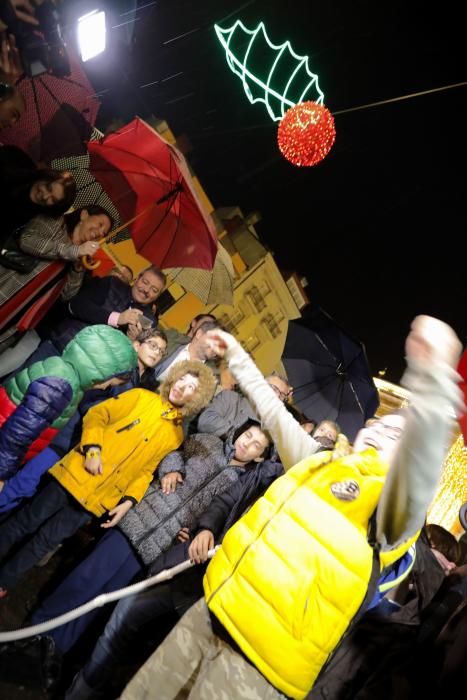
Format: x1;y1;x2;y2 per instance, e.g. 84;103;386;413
204;449;418;699
50;388;183;516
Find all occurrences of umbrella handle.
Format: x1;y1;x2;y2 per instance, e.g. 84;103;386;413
81;255;101;270
79;190;181;269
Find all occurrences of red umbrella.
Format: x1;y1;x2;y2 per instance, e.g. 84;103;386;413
0;50;99;164
87;117;218;270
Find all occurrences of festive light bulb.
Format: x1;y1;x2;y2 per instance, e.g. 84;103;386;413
277;101;336;166
214;20;324;122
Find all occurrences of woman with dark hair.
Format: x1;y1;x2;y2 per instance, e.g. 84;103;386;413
19;204;112;261
0;204;113;307
0;204;114;375
0;145;77;247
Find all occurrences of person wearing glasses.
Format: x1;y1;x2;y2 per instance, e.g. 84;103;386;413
0;329;168;514
197;368;292;440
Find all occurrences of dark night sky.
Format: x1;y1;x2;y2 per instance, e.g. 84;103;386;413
79;0;466;382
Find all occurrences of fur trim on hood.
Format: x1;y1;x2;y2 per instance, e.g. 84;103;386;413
159;360;216;417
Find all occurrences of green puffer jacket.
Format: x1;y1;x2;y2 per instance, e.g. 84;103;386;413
0;325;137;479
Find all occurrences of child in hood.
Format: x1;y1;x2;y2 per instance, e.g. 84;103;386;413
0;324;138;480
0;360;216;597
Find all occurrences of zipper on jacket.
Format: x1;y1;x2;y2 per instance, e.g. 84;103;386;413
116;418;141;433
133;466;244;548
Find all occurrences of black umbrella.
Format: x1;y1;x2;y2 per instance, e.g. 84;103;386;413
282;309;379;441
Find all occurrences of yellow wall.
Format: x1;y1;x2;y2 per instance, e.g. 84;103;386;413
159;292;206;331
208;253;301;375
104;239;149;277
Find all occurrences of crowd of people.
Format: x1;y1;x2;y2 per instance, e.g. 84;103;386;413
1;4;466;695
0;277;464;699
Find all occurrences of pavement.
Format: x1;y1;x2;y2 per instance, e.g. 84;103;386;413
0;529;98;699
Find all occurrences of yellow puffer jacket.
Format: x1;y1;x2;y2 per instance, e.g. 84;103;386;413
50;388;183;516
204;449;418;699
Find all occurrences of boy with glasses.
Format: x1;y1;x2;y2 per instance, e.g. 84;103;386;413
0;329;168;513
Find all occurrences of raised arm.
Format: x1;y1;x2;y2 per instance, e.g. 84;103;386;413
204;330;321;470
376;316;463;548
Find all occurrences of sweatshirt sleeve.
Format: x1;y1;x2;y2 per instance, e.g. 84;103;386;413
376;357;463;549
223;336;322;470
68;277;116;325
157;448;187;478
197;482;243;537
19;221;80;261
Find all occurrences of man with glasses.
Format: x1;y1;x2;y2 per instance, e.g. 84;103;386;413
197;368;292;440
154;320;223;384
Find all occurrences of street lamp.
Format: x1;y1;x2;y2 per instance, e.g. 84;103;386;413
77;10;106;62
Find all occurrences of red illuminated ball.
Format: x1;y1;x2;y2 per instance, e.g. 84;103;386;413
278;101;336;167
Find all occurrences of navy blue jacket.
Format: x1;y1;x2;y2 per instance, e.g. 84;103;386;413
51;276;158;351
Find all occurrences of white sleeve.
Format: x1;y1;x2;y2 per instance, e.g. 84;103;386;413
225;337;322;470
376;357;463;548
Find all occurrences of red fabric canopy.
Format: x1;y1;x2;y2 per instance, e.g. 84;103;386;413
1;51;99;164
87;118;217;270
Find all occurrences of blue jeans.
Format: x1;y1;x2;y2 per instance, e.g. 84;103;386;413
0;480;89;590
0;446;59;513
32;530;143;654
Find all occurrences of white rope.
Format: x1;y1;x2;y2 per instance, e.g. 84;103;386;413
0;548;219;643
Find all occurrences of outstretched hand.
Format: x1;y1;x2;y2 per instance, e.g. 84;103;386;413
204;329;235;359
405;316;462;370
160;471;183;494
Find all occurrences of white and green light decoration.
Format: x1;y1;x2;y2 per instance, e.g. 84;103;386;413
214;20;336;167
